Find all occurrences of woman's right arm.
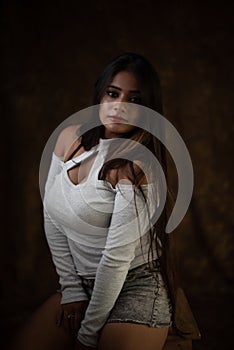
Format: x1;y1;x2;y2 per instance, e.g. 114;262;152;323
43;125;89;334
44;124;87;303
44;208;89;335
44;209;88;305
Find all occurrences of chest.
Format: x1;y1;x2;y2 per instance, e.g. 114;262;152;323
67;153;118;188
46;168;116;230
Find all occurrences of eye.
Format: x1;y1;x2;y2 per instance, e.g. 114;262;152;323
129;96;142;104
106;90;119;98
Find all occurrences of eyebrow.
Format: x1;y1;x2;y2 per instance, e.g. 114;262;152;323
107;85;141;94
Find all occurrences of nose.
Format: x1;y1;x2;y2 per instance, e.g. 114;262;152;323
113;101;127;114
113;93;128;113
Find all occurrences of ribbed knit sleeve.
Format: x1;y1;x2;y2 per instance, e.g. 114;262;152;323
43;153;88;304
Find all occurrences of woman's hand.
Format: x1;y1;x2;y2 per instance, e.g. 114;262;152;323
74;339;97;350
56;300;89;338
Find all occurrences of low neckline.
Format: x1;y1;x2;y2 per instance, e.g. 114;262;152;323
52;138;154;190
61;139;116;188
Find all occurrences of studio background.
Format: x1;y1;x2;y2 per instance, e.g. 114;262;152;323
1;1;233;349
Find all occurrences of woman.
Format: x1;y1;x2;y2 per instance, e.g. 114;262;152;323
11;53;177;350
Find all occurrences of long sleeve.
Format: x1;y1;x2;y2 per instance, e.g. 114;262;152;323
44;209;89;303
77;183;155;347
43;153;88;304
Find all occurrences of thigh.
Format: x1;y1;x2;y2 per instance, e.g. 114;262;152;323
98;323;169;350
7;293;73;350
98;263;171;350
106;263;172;328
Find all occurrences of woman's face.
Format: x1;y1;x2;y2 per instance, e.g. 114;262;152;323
99;71;141;138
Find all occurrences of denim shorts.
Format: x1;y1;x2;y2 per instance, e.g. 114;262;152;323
80;261;172;328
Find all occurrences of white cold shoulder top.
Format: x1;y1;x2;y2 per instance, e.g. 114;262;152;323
43;137;160;347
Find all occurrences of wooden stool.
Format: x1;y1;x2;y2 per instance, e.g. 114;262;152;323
163;288;201;350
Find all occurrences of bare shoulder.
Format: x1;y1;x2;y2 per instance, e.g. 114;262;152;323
108;161;148;187
54;124;81;158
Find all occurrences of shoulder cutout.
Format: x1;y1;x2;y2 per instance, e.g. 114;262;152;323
54;125;81;158
107;161;148;188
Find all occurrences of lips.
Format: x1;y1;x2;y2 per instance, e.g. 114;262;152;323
108;115;127;123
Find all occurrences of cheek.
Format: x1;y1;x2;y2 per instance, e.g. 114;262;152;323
128;105;140;122
99;102;107;122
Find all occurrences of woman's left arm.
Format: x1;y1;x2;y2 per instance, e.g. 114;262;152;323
77;183;153;348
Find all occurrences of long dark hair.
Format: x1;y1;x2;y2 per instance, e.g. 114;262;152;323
78;52;178;329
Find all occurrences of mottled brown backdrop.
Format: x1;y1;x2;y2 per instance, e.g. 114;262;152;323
1;1;233;349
